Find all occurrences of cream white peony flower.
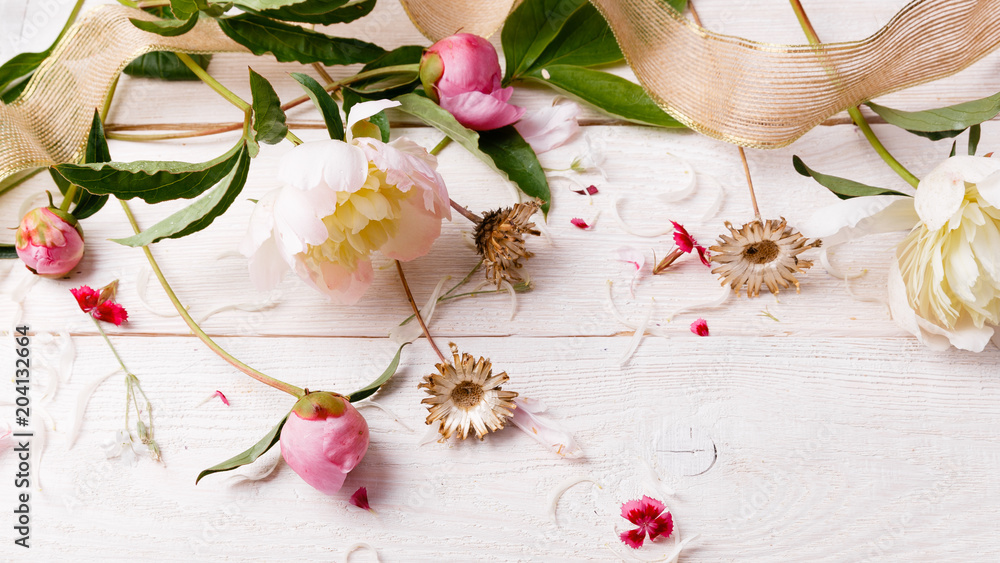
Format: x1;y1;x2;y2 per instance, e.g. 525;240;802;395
802;155;1000;351
240;100;451;304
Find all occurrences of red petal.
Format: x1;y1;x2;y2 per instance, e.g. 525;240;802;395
93;302;129;326
696;245;711;267
214;390;230;406
619;528;646;549
570;218;590;229
648;513;674;540
690;318;709;337
70;286;100;313
573;185;600;196
639;495;665;515
671;221;696;253
349;486;371;511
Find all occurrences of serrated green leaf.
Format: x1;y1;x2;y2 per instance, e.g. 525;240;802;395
124;52;212;81
866;95;1000;140
219;14;385;66
502;0;588;83
254;0;376;25
291;72;344;140
525;2;622;72
129;14;199;37
0;245;17;259
55;142;244;204
479;126;551;213
112;145;251;246
343;89;389;142
792;156;909;200
249;68;288;145
347;344;407;402
196;411;289;484
524;65;683;128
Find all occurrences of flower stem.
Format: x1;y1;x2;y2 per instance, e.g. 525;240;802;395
430;136;452;156
788;0;920;188
737;146;760;219
395;260;447;364
59;184;77;212
93;318;131;374
176;53;251;112
102;74;120;124
450;198;481;223
285;130;304;145
118;199;306;398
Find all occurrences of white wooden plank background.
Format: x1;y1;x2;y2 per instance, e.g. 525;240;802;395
3;1;1000;561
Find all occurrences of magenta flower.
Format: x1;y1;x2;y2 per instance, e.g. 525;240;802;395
420;33;524;131
654;221;710;274
279;392;369;495
690;318;709;337
619;495;674;549
16;207;85;277
70;282;128;326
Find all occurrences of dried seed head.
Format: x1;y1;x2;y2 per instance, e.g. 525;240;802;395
709;218;821;298
474;201;541;286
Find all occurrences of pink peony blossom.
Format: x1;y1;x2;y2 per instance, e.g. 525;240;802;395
16;207;85;277
619;496;674;549
420;33;524;131
279;392;369;495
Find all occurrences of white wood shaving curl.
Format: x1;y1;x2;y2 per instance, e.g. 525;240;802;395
68;368;123;449
663;285;731;322
499;280;517;320
196;298;279;324
820;247;866;280
611;196;674;238
137;266;181;317
620;304;654;365
343;543;380;563
355;400;413;432
548;476;600;526
389;276;449;345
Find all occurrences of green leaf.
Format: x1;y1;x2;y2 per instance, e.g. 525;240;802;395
249;68;288;145
253;0;376;25
524;65;683;128
129;14;199;37
792;156;909;200
501;0;588;83
111;145;252;246
124;52;212;81
866;95;1000;140
218;14;385;66
346;45;423;99
231;0;313;10
525;2;622;72
394;93;495;168
195;411;289;484
0;245;17;259
1;74;31;103
291;72;344;141
169;0;200;20
665;0;688;12
71;112;112;220
0;51;49;93
478;126;551;213
343;89;389;142
969;123;981;156
55;142;244;204
347;344;407;402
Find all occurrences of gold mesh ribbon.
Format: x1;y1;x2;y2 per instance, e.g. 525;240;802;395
0;5;246;183
403;0;1000;148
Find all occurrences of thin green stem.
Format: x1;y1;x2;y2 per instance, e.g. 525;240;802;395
430;136;452;156
176;53;251;112
93;318;130;373
118;199;305;398
285;130;304;145
55;0;87;44
789;0;919;188
101;74;120;124
59;184;77;212
137;0;171;8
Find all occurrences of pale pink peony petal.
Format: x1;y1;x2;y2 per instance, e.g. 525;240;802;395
428;33;502;99
246;236;288;291
279;140;369;195
347;99;401;134
510;397;582;458
514;101;581;154
294;258;375;305
800;195;918;245
380;197;446;262
439;89;525;131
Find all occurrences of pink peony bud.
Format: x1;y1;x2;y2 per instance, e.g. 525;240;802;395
15;207;85;277
420;33;525;131
279;392;369;495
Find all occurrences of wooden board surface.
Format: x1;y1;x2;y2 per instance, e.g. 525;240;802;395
3;1;1000;561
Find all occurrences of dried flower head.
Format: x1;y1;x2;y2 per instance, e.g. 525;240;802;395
419;343;518;441
474;200;541;286
709;218;821;297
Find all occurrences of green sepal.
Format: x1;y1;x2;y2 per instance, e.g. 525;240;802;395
129;14;199;37
792;156;909;200
195;411;289;484
249;68;288;145
347;344;407;402
291;72;344;141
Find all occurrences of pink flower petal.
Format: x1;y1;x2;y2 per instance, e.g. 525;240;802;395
513;101;581;154
620;528;646;549
571;218;590;229
696;245;711;267
349;486;372;511
93;302;128;326
214;391;230;406
572;185;600;196
671;221;696;253
691;318;709;336
438;89;525;131
70;285;100;313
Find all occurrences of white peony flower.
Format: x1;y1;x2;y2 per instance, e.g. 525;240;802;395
802;155;1000;351
240;100;451;304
